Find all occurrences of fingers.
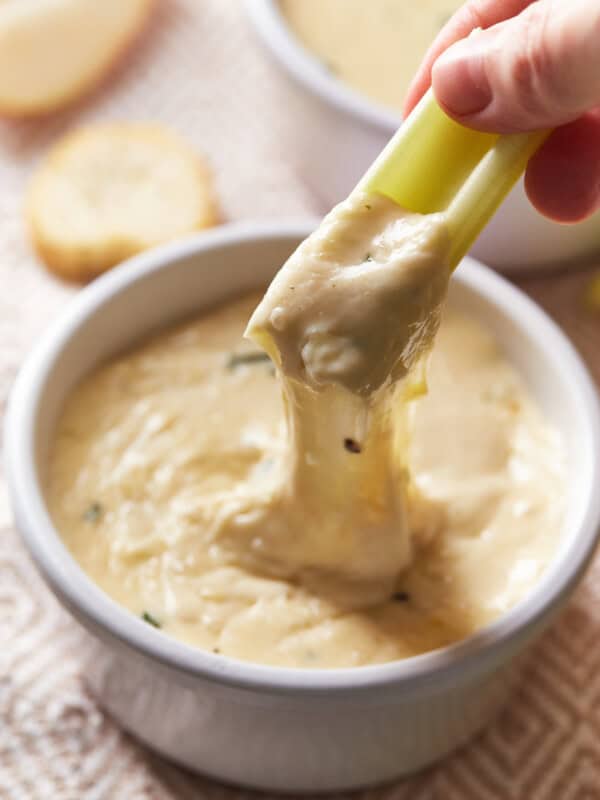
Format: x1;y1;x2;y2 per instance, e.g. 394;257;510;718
432;0;600;132
403;0;600;223
403;0;535;117
524;110;600;222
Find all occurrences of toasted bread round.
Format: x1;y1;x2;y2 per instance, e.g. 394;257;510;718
0;0;154;117
28;124;219;282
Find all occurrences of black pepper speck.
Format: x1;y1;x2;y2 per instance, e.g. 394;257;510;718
344;438;362;454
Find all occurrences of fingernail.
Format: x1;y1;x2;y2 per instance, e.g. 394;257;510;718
432;34;493;116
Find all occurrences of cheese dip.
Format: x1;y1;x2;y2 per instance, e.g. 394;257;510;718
280;0;464;111
48;283;564;667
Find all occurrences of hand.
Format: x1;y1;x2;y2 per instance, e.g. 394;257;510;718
404;0;600;222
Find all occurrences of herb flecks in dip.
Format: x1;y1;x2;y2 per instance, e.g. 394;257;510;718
280;0;464;111
48;271;564;666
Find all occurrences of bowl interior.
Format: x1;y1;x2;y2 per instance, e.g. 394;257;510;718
245;0;401;130
32;227;302;475
7;222;600;692
447;272;597;574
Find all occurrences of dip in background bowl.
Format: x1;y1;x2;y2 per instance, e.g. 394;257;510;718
245;0;600;272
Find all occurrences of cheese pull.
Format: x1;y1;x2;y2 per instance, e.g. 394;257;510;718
240;92;548;592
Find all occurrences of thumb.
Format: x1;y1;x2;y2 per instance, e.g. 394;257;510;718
432;0;600;133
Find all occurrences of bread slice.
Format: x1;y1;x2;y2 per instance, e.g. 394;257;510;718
0;0;154;116
27;124;219;282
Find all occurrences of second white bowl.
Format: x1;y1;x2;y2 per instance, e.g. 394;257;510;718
246;0;600;272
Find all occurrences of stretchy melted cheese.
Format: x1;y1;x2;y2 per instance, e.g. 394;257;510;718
280;0;463;111
240;194;451;599
47;196;564;667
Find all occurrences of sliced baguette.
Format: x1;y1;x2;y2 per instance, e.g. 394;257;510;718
0;0;154;116
28;124;219;282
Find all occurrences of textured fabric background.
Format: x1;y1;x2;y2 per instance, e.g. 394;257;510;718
2;2;600;798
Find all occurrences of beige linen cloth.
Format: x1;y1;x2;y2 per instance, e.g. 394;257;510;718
1;2;600;798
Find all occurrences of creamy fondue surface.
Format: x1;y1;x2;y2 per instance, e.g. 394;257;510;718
48;207;565;667
280;0;463;110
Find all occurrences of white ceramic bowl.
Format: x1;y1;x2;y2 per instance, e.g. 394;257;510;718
5;223;600;793
245;0;600;272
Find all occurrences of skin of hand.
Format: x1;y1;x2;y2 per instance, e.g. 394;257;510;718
404;0;600;222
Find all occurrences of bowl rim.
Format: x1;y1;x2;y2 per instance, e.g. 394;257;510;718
245;0;400;132
5;220;600;696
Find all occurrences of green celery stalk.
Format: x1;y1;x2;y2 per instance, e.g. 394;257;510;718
359;89;549;269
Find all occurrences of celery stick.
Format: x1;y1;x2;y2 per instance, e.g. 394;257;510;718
445;129;549;268
358;89;548;270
